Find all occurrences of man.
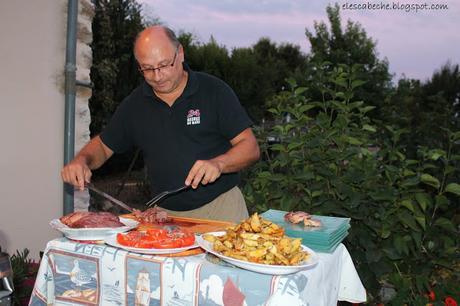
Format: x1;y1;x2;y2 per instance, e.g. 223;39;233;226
61;26;260;222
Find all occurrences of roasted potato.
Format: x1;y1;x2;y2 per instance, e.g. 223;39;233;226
208;213;310;266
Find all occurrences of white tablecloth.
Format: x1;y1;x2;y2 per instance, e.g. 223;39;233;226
30;238;366;306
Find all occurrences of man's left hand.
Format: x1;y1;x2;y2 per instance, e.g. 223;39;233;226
185;159;224;189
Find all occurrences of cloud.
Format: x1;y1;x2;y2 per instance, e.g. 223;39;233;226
141;0;322;51
139;0;460;79
147;0;322;15
337;1;460;79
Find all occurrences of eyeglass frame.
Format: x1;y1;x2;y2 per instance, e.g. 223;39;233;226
138;46;179;75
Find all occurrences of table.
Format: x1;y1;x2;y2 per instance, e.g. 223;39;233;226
29;238;366;306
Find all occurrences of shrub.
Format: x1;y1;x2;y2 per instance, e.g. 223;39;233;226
10;249;39;305
243;63;460;303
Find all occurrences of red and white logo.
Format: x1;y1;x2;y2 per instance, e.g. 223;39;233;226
187;109;201;125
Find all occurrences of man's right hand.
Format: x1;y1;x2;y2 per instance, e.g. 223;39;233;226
60;136;114;191
61;156;92;191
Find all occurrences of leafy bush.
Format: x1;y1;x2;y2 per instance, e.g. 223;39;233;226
243;63;460;303
10;249;39;305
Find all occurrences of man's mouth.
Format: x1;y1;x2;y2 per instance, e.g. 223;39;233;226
154;82;166;87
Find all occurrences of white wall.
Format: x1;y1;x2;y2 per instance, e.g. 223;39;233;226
0;0;92;260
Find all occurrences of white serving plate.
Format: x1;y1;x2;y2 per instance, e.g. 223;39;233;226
50;217;138;241
197;231;319;275
104;234;199;255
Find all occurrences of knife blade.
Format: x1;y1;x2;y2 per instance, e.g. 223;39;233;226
86;183;134;213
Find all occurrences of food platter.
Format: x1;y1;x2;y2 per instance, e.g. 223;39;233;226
197;231;319;275
104;234;200;255
50;217;138;241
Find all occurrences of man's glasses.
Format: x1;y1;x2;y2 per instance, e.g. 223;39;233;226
138;46;179;75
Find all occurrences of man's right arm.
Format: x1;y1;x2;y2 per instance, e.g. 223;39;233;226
61;135;113;190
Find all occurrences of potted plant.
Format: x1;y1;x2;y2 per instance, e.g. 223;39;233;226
10;249;39;306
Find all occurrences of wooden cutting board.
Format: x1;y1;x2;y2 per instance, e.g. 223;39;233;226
121;214;234;234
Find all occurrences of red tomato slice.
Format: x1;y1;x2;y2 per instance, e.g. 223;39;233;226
117;227;195;249
117;231;143;247
145;228;168;239
179;234;195;247
170;229;195;247
150;239;182;249
135;239;157;249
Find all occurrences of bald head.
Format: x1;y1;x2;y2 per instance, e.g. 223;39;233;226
134;26;180;60
134;25;187;99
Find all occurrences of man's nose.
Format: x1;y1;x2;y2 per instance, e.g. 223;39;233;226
150;69;162;81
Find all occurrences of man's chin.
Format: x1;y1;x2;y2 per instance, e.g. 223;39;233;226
149;83;170;94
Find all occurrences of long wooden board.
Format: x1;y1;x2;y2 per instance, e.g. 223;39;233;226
120;215;233;257
121;214;234;234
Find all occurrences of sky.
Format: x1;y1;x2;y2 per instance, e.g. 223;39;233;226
138;0;460;82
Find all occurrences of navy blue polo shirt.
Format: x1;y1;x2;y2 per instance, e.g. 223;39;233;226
100;65;252;211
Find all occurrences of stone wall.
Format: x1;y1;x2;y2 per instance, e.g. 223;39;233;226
74;0;94;211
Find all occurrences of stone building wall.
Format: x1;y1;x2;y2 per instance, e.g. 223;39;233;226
74;0;94;211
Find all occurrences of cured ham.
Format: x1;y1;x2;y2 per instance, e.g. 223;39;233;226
284;211;322;227
60;211;124;228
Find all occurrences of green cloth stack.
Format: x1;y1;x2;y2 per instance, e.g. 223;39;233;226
261;209;350;253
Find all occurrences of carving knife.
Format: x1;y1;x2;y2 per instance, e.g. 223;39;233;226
86;183;134;213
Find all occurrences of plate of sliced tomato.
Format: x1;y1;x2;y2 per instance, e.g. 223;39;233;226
105;227;199;254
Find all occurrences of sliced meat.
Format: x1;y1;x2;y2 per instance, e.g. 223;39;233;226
60;211;91;226
133;206;171;224
284;211;311;224
303;218;322;227
284;211;322;227
60;211;124;228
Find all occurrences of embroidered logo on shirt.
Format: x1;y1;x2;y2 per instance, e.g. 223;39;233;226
187;109;201;125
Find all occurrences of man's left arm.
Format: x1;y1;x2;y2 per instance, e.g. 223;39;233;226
185;128;260;189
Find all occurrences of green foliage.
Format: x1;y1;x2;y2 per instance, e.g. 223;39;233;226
10;249;39;305
90;0;145;135
243;63;460;303
305;3;392;117
382;62;460;158
178;33;307;122
178;33;230;80
88;0;148;175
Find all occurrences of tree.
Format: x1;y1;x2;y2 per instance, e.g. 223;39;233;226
90;0;145;135
177;31;201;69
243;63;460;303
226;47;260;119
380;78;423;154
229;38;307;121
89;0;146;174
304;3;392;114
382;62;460;156
178;33;307;122
423;62;460;132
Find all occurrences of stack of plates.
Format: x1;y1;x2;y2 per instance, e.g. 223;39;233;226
261;209;350;253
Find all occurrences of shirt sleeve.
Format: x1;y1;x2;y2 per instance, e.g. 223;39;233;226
99;99;134;154
216;82;253;140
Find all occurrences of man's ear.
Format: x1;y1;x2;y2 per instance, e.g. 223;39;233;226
179;45;185;61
